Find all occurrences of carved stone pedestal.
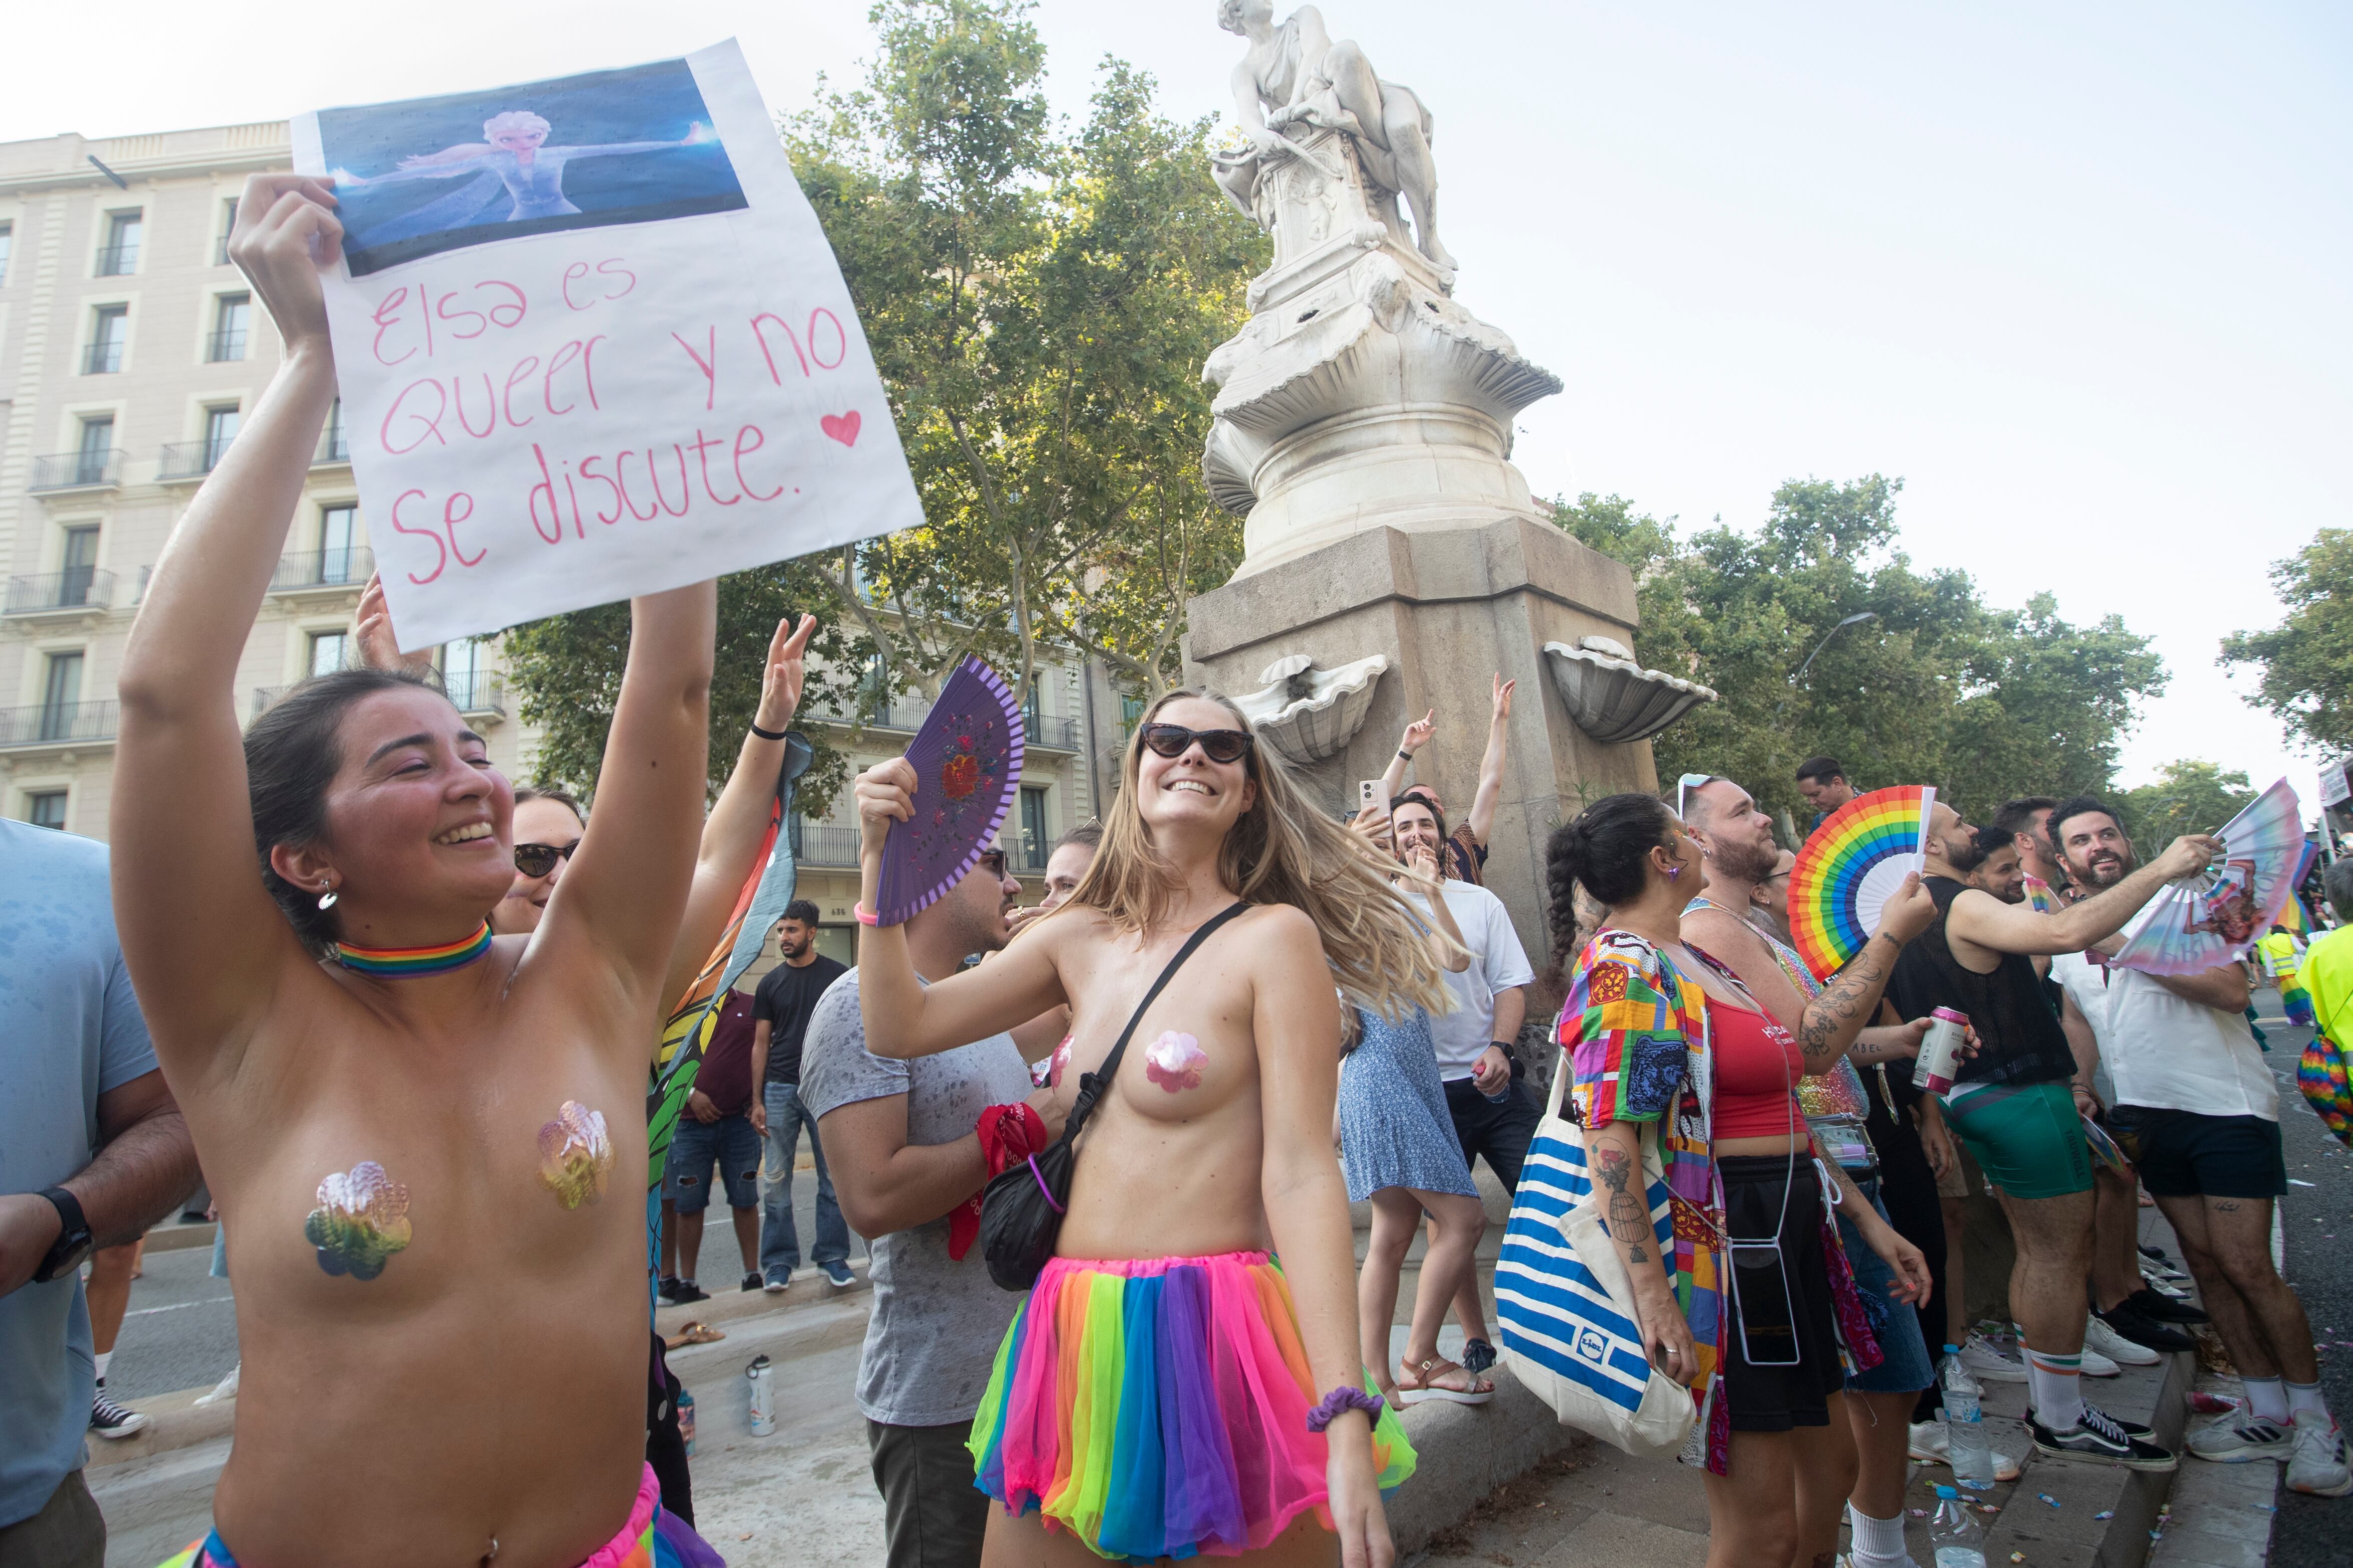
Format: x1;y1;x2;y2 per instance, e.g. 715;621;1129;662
1185;516;1660;964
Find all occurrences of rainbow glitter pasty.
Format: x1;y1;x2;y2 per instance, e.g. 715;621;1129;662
1143;1030;1208;1093
537;1100;614;1209
304;1160;413;1281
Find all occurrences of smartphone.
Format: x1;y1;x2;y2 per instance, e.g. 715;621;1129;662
1359;779;1384;812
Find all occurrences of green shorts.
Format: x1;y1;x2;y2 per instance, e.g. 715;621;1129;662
1938;1079;2092;1200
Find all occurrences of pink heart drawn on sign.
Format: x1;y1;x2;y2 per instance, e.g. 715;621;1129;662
821;411;862;447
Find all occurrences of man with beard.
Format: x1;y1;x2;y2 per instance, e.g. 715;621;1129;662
752;902;853;1291
2048;798;2347;1495
799;849;1065;1568
1991;796;2068;902
1966;826;2025;903
1885;800;2218;1472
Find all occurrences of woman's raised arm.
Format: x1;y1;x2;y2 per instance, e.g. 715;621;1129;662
110;176;346;1081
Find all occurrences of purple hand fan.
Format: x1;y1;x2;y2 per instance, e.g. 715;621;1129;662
874;656;1026;926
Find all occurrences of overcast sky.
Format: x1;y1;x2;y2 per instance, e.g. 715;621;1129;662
11;2;2347;814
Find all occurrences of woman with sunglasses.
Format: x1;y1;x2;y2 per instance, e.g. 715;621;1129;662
108;176;722;1568
1545;792;1932;1568
850;691;1445;1568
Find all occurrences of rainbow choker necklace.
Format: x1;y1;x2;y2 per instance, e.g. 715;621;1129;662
334;922;494;978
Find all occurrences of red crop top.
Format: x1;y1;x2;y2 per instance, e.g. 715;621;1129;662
1710;1001;1805;1141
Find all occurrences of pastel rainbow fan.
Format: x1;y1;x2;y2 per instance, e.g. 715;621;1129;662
1788;786;1936;981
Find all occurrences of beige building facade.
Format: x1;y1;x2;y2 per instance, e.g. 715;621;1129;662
1;120;1116;961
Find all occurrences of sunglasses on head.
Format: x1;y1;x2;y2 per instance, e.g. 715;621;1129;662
1675;773;1714;820
1139;722;1254;765
513;839;580;878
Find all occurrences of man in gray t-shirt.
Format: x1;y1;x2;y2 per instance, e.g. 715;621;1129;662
799;849;1062;1568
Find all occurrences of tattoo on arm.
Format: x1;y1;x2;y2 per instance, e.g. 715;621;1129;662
1799;941;1891;1068
1597;1145;1652;1252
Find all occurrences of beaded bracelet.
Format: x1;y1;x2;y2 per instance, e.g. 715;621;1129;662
1305;1385;1386;1433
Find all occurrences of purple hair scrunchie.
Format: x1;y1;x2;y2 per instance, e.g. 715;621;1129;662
1305;1385;1387;1433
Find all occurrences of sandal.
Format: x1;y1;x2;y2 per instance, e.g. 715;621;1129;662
1394;1355;1494;1406
666;1320;727;1349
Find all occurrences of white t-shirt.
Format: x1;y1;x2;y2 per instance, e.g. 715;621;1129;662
1409;879;1535;1080
2050;951;2276;1121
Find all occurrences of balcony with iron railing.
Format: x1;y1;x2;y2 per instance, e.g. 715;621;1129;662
810;696;1081;753
82;340;123;375
786;822;864;867
29;449;124;491
0;700;118;748
159;440;236;481
5;569;114;616
269;547;373;594
1024;713;1081;752
93;244;138;276
315;424;351;465
206;328;247;363
443;671;505;716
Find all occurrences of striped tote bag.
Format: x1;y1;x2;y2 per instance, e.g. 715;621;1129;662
1495;1065;1698;1457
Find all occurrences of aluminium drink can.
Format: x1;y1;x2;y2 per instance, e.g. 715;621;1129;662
1912;1007;1969;1096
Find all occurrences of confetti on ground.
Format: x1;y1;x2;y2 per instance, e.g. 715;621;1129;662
2038;1493;2059;1508
2011;1554;2027;1563
1910;1509;1928;1518
2096;1511;2115;1520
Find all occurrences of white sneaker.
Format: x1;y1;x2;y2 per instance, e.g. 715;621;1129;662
2080;1343;2122;1378
2186;1416;2294;1463
2081;1314;2162;1368
2287;1410;2353;1496
1960;1332;2027;1382
1905;1420;2023;1481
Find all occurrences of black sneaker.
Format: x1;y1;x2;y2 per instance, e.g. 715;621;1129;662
2127;1286;2209;1325
1460;1338;1498;1374
740;1271;762;1292
656;1276;683;1303
2029;1403;2177;1471
668;1278;710;1305
2137;1244;2189;1280
91;1385;150;1440
2095;1299;2199;1355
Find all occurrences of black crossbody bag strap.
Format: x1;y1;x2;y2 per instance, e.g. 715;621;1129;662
1064;901;1250;1143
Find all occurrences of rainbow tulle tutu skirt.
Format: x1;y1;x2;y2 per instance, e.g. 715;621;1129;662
969;1250;1416;1561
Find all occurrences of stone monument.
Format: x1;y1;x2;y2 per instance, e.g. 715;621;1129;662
1185;1;1716;963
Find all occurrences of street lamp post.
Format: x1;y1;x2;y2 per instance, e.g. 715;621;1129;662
1793;611;1878;685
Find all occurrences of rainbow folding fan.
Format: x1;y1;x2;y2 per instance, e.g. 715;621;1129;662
2110;777;2302;977
1788;786;1937;981
873;656;1025;927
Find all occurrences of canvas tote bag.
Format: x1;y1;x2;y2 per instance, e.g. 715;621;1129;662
1494;1019;1702;1457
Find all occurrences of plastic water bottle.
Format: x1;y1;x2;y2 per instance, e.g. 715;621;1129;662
747;1353;777;1436
1928;1485;1987;1568
1941;1346;1995;1490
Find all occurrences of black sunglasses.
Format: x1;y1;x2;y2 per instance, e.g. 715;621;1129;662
1138;723;1254;766
514;839;581;878
977;848;1009;879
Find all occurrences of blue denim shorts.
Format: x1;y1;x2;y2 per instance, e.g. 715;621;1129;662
663;1111;762;1212
1835;1172;1936;1395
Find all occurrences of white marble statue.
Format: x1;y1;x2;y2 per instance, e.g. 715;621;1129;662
1211;1;1456;274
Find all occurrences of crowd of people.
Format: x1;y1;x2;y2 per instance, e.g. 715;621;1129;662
2;170;2348;1568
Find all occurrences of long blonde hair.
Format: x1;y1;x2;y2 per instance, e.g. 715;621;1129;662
1069;688;1452;1023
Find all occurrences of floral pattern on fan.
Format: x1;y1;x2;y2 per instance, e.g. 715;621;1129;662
874;657;1026;926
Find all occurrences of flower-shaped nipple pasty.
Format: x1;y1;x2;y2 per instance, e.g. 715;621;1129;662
1143;1030;1209;1094
305;1160;413;1281
537;1100;614;1210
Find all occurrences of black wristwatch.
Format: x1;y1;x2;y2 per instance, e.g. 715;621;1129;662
32;1186;92;1284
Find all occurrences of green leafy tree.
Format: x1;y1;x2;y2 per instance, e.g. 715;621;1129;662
2221;528;2353;755
2118;759;2256;845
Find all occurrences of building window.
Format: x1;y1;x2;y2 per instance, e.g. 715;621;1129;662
74;417;115;485
0;221;12;287
60;527;100;608
1119;693;1146;738
40;651;85;740
321;398;349;462
85;305;128;375
209;293;250;362
442;636;486;710
202;405;240;470
1020;786;1049;870
95;210;141;276
307;631;349;678
319;503;359;583
215;199;238;266
27;791;68;830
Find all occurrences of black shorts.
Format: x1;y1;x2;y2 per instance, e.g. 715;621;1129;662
2110;1105;2286;1200
1718;1155;1846;1433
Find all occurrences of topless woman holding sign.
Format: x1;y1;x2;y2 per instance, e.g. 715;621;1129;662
851;691;1442;1567
111;173;722;1568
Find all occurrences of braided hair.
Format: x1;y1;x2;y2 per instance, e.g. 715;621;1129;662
1544;792;1678;971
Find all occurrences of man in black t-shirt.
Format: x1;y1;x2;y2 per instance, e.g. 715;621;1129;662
751;901;851;1290
1886;801;2216;1471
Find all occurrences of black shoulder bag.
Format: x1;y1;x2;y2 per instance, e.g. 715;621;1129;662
979;901;1249;1291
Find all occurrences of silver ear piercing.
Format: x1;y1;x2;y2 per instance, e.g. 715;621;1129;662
317;879;338;911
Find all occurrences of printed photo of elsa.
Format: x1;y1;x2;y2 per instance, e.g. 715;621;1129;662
318;58;748;277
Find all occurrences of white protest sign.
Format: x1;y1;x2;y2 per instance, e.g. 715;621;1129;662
292;39;919;650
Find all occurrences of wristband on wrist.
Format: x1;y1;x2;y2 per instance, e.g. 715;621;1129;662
853;901;880;927
750;720;789;741
1397;749;1413;763
1305;1385;1386;1433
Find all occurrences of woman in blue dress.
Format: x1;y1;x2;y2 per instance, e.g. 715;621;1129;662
342;110;708;244
1339;814;1495;1406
